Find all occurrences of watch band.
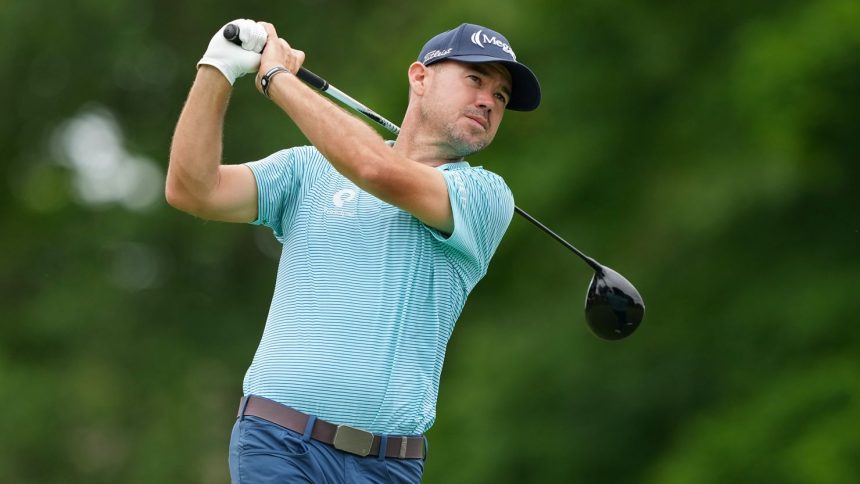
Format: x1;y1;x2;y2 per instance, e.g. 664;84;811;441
261;66;292;98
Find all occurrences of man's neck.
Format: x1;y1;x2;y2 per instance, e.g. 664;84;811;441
391;120;464;168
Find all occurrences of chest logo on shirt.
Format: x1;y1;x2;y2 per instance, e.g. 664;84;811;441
332;189;356;207
326;188;357;217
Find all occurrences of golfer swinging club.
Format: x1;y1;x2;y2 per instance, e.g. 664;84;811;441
167;18;540;483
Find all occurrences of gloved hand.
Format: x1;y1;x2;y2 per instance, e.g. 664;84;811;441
197;19;268;85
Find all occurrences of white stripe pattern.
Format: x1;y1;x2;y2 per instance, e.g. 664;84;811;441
242;146;514;434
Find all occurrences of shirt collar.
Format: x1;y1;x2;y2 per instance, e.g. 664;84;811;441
385;140;471;170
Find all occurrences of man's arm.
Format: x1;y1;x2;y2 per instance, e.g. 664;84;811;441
166;67;258;222
166;20;269;223
256;24;454;234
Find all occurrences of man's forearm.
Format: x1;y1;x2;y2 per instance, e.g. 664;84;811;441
264;71;393;186
260;63;453;232
166;67;233;206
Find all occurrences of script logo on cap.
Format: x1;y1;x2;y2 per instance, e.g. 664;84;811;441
470;29;517;61
423;48;453;63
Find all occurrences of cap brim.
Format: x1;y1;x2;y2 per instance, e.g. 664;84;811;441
443;54;541;111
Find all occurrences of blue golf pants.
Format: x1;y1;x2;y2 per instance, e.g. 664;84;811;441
229;415;425;483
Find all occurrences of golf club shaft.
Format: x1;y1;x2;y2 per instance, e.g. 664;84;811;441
318;77;603;273
309;76;602;271
512;207;602;272
224;24;401;134
224;24;601;270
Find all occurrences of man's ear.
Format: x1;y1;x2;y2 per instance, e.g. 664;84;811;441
408;62;429;96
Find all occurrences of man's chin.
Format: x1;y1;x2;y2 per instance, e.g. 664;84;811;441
444;126;492;157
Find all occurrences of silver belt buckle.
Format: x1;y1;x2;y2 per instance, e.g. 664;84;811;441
333;424;374;456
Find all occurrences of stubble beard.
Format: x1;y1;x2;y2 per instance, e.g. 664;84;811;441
421;102;490;159
443;121;489;158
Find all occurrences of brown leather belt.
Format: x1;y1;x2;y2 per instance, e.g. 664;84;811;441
238;395;425;459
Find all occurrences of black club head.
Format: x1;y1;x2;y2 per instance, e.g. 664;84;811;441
584;266;645;340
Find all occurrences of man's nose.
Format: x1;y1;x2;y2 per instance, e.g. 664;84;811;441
475;89;494;110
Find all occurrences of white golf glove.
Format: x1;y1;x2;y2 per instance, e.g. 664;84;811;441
197;19;267;85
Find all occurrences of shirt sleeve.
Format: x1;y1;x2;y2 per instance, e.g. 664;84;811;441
244;148;304;241
427;167;515;282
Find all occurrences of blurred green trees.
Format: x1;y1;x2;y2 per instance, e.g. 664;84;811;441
1;0;858;482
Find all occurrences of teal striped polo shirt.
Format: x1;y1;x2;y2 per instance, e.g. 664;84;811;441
242;145;514;435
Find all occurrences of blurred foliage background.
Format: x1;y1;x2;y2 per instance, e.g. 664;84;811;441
1;0;858;482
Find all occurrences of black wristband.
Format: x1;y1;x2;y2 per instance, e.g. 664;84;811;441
261;66;292;98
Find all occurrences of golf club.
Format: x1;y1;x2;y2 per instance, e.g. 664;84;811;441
223;24;645;340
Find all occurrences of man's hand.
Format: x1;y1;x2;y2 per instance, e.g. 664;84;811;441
198;19;268;85
255;23;306;93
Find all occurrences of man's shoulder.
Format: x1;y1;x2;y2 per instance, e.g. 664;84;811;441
258;146;333;176
277;145;328;164
445;163;511;191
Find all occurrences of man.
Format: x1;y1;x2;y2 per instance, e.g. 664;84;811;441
167;18;540;483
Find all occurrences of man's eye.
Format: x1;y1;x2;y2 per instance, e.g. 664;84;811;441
495;93;508;104
468;75;481;83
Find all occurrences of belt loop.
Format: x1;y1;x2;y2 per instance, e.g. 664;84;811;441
238;395;251;421
377;435;388;461
423;435;429;459
302;415;317;442
398;436;408;459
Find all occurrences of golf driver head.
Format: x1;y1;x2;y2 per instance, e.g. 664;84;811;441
585;266;645;340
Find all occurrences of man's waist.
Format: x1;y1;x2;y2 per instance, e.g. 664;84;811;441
244;381;435;434
245;358;441;434
238;395;426;459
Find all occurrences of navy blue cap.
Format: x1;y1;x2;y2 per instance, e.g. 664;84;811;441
417;23;541;111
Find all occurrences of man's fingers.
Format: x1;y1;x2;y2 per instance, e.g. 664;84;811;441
253;23;307;81
245;22;268;53
260;22;278;44
294;49;306;67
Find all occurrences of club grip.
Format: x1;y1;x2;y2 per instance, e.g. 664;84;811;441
296;69;328;91
223;24;241;46
222;23;329;91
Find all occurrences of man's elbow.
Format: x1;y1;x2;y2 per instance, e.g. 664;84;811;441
356;162;382;189
164;179;199;215
354;150;394;193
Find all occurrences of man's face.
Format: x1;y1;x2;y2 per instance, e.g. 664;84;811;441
419;60;512;157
